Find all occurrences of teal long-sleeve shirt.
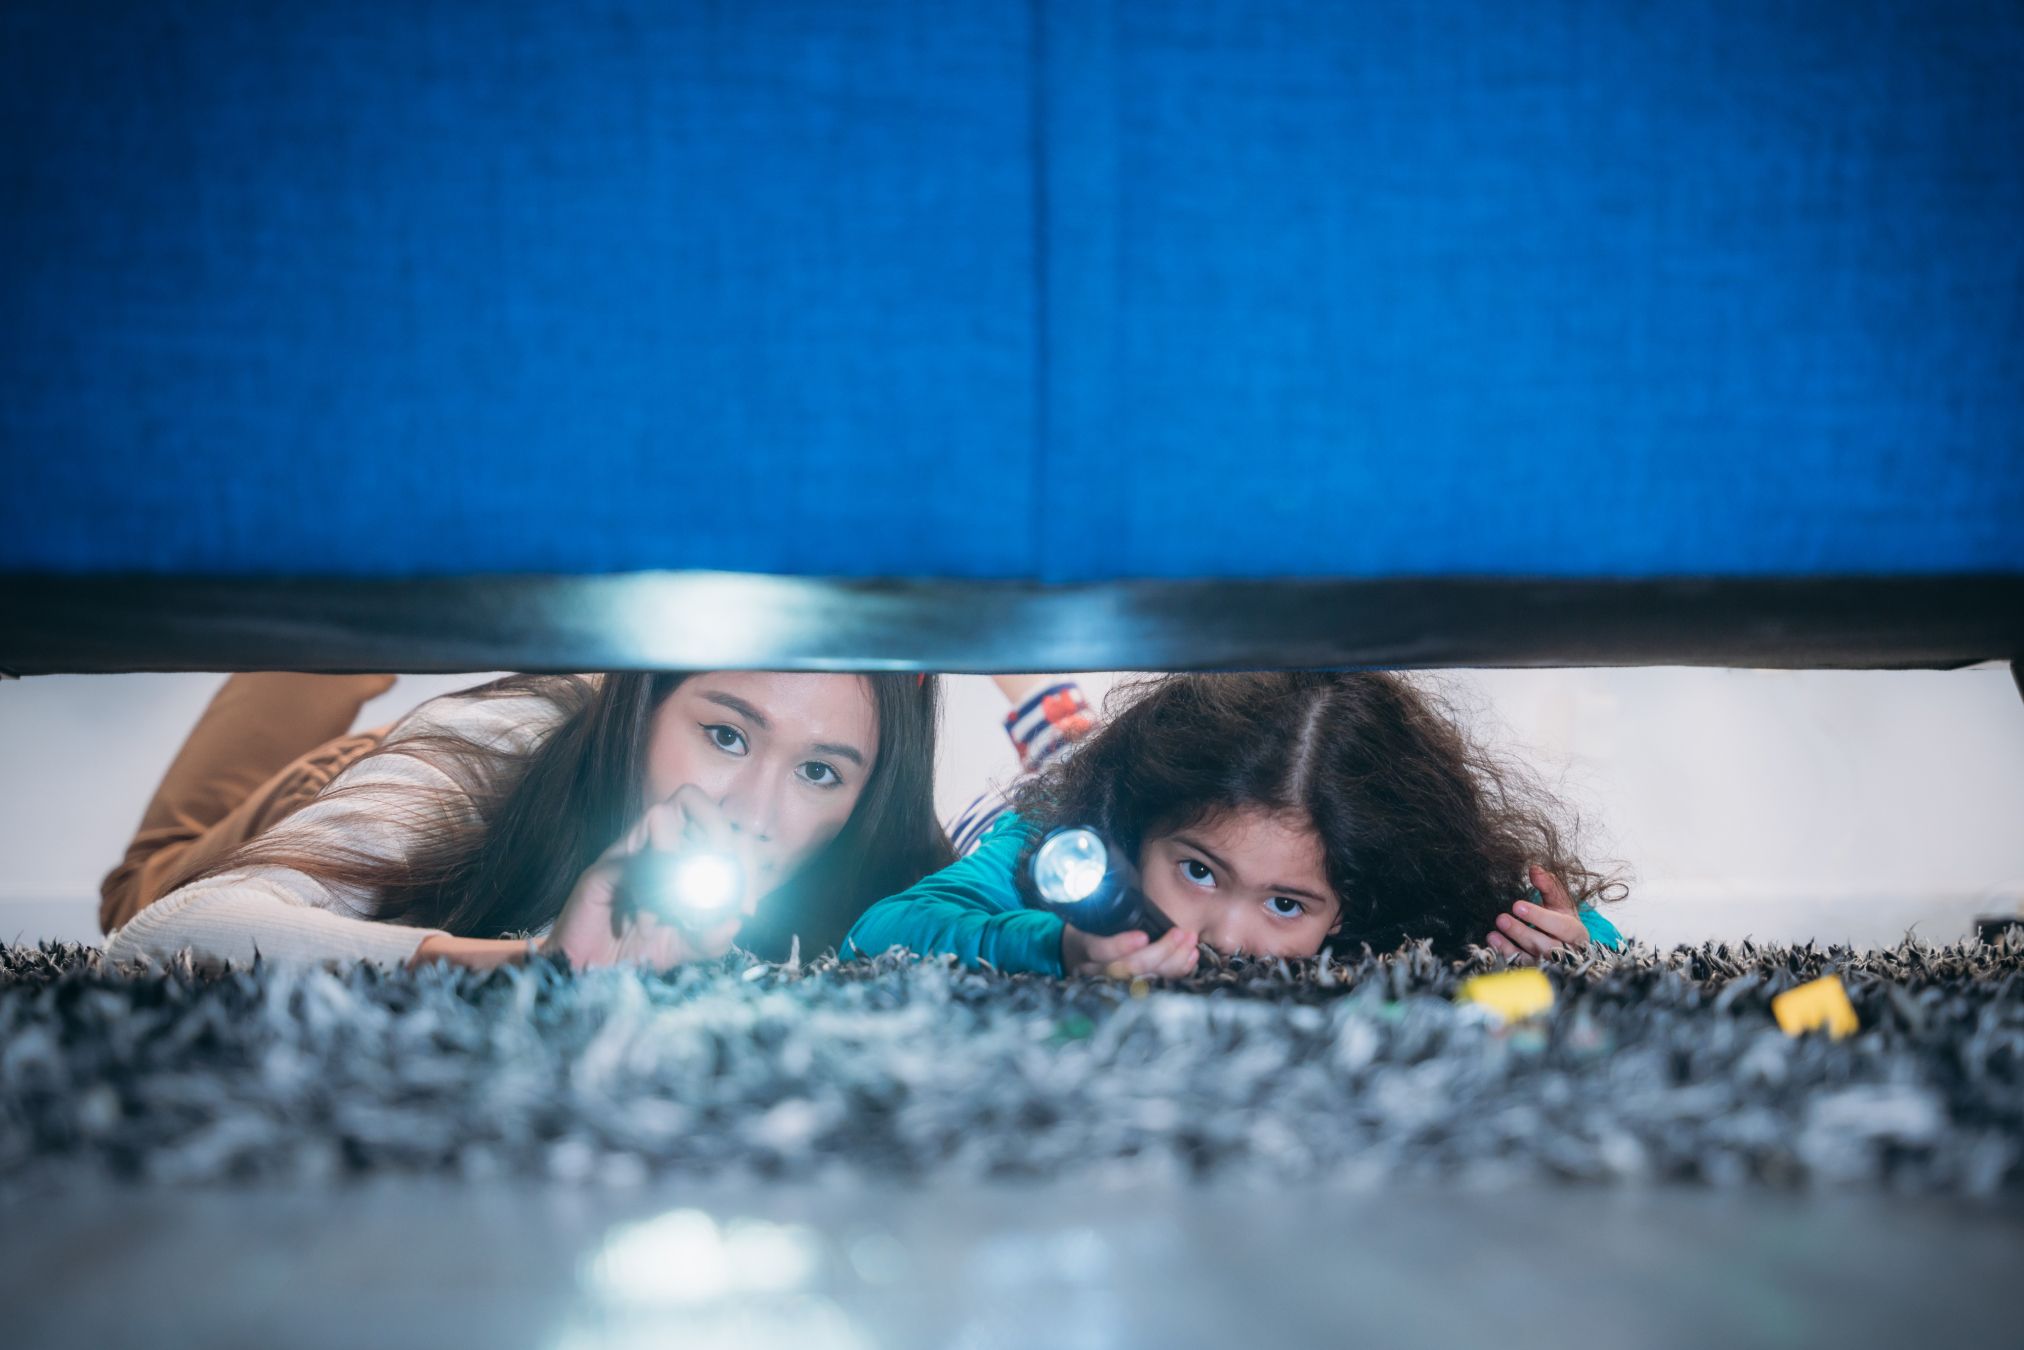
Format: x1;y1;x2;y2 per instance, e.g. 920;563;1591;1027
843;812;1624;975
844;814;1068;975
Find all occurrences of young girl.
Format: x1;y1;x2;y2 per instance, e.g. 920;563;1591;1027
846;672;1622;977
103;671;950;971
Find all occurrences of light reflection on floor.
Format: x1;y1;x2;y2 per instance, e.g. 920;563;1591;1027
5;1182;2021;1349
567;1209;858;1350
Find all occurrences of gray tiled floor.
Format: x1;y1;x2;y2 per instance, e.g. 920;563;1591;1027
6;1182;2020;1349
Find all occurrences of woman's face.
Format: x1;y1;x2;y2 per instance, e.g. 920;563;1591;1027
645;672;879;898
1138;806;1342;957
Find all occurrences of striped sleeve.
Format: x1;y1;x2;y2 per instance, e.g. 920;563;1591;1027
946;680;1099;856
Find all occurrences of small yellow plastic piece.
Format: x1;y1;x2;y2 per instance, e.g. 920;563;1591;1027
1772;975;1859;1039
1455;968;1555;1022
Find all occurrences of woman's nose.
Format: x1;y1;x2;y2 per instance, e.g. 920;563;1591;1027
715;771;779;842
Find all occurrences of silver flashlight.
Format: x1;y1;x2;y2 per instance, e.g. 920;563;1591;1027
1027;826;1173;938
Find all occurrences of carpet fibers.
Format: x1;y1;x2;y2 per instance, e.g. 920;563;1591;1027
4;939;2022;1195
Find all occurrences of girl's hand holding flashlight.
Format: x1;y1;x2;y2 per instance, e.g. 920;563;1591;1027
544;786;760;970
1060;924;1200;979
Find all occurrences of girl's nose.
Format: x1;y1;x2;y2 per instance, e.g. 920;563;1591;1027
1200;916;1246;957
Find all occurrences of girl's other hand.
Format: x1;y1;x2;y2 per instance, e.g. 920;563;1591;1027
544;786;752;970
1061;924;1200;979
1485;865;1591;962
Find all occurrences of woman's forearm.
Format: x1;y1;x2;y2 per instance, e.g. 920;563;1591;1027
103;875;450;968
408;934;531;971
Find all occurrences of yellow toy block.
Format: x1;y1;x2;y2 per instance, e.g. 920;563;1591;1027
1455;968;1555;1023
1772;975;1859;1039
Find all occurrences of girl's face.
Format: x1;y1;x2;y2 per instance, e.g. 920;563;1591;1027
1138;806;1342;957
645;672;879;898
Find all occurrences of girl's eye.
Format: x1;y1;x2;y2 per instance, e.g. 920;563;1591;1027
1265;896;1304;919
799;761;842;788
1180;859;1216;887
703;724;748;755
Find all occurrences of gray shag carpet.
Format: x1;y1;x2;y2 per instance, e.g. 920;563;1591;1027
4;938;2022;1196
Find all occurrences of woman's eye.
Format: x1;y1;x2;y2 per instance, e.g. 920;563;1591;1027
703;724;748;755
1180;859;1215;887
799;761;841;788
1265;896;1304;919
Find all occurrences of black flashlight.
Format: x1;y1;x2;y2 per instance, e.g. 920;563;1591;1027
617;849;745;934
1026;826;1173;939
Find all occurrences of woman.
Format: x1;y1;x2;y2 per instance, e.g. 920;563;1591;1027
102;671;950;970
847;671;1623;976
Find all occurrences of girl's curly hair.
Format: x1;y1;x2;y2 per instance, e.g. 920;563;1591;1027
1010;672;1622;956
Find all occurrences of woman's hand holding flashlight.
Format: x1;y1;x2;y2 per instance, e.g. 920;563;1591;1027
544;786;761;970
1060;924;1200;979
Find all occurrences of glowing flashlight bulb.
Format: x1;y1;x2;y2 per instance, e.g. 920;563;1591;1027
1026;826;1173;939
1033;827;1111;904
619;849;746;932
668;852;741;923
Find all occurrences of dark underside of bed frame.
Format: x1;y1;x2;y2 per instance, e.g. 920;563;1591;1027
4;573;2021;675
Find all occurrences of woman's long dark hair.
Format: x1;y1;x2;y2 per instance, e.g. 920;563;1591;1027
200;673;952;959
1011;672;1621;956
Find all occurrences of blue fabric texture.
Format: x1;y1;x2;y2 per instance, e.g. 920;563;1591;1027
5;1;2020;579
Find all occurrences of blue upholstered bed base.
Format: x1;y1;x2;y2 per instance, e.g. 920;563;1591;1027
3;2;2019;668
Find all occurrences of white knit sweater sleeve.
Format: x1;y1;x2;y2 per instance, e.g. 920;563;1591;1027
103;687;570;969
